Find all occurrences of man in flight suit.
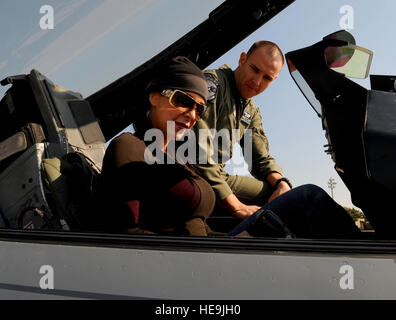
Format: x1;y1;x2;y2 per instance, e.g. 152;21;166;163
192;41;292;221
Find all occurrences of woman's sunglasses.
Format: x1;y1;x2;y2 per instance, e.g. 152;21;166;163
160;89;207;118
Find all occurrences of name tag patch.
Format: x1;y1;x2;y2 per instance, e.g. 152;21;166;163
241;111;252;125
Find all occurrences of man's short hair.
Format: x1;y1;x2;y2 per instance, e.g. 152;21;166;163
246;41;284;66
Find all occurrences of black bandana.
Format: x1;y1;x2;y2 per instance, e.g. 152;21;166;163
146;56;208;103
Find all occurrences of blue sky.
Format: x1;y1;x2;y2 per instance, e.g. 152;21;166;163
1;0;395;208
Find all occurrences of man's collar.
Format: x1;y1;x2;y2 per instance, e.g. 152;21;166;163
220;65;251;105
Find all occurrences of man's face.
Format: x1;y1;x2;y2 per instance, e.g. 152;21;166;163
234;47;283;99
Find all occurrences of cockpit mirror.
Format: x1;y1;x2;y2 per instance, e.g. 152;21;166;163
324;44;373;79
323;30;373;79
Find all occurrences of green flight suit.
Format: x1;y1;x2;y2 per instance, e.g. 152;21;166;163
192;64;283;205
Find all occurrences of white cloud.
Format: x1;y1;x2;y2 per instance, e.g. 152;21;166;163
55;0;89;25
22;0;156;76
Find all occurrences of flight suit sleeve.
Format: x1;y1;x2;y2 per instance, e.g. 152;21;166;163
192;71;234;201
243;106;283;181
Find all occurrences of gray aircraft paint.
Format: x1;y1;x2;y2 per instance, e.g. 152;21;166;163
0;240;395;299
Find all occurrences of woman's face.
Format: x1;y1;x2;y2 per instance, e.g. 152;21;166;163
149;90;205;141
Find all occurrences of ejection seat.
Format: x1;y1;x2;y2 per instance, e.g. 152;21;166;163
0;70;106;231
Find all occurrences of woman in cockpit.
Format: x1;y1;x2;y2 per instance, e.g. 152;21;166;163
95;56;217;236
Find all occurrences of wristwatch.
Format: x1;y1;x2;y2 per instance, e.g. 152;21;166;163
273;177;292;190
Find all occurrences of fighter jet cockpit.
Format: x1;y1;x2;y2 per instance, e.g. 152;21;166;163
3;1;396;300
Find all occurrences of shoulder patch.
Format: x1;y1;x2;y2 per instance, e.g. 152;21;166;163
205;74;219;101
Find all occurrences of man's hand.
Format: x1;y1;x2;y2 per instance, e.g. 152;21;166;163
268;181;291;203
265;172;292;203
233;203;262;220
220;193;261;220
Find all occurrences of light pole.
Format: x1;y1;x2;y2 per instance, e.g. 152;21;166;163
328;178;337;199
